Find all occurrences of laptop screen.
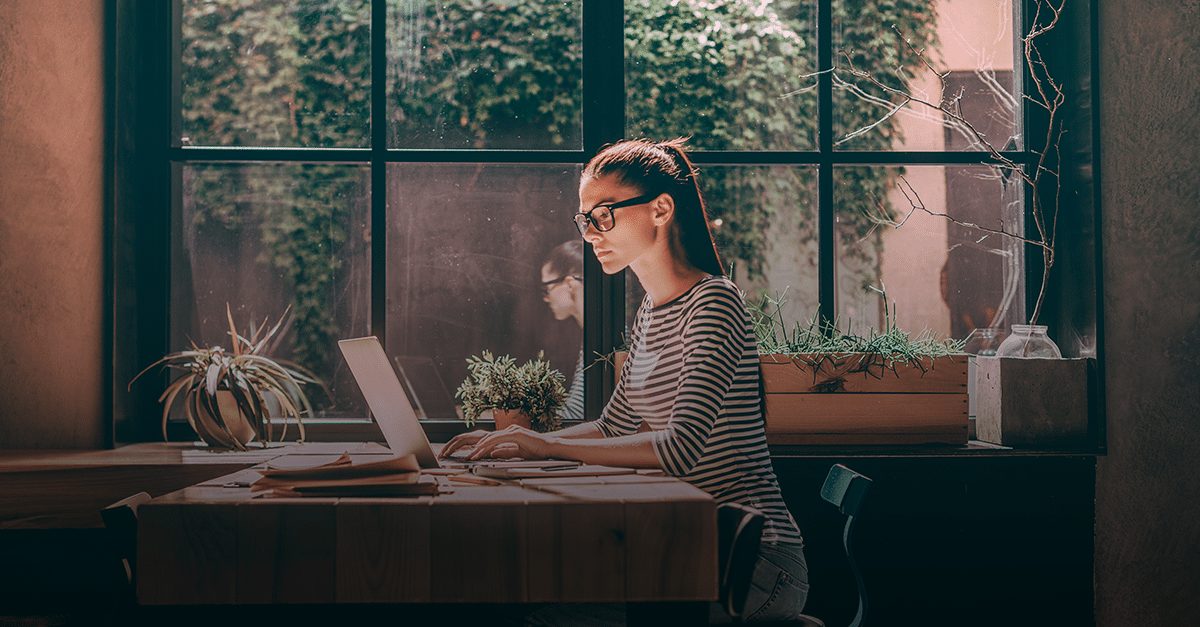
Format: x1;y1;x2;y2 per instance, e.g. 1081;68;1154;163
337;337;441;469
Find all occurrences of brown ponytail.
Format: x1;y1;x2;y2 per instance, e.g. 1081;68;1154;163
655;140;725;277
582;138;725;277
585;139;767;423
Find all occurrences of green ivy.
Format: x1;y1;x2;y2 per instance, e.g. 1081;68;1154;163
180;0;937;392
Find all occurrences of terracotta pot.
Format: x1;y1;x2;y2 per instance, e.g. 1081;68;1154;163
492;408;532;430
192;390;258;449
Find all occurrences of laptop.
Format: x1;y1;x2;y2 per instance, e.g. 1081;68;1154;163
337;337;579;471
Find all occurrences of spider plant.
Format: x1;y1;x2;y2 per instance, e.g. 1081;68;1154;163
747;284;966;377
129;305;325;450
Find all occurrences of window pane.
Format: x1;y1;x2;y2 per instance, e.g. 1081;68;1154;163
386;165;583;421
834;165;1025;339
173;163;371;419
625;0;818;150
387;1;583;149
832;0;1020;151
624;166;819;341
180;1;371;148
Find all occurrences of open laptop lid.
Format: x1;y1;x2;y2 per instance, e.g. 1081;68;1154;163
338;337;441;469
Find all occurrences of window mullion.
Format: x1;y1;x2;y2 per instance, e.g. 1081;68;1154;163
370;0;387;344
582;0;626;421
817;0;835;330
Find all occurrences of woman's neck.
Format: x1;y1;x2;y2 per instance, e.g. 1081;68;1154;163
630;246;709;307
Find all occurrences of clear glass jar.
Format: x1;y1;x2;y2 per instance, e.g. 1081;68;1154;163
963;327;1006;356
995;324;1062;358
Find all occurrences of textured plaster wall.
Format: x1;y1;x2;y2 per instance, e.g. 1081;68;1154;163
0;1;107;448
1095;1;1200;625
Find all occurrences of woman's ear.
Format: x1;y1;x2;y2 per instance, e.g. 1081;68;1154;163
651;193;675;227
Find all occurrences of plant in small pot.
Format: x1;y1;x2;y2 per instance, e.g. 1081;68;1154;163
456;351;567;433
129;306;324;451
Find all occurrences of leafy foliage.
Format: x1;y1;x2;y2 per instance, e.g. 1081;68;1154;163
129;306;325;450
179;0;939;391
455;351;567;432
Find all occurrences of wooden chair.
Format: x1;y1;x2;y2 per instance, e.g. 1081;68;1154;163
819;464;874;627
100;492;152;599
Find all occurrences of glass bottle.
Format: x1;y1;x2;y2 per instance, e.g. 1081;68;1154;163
963;327;1006;356
995;324;1062;359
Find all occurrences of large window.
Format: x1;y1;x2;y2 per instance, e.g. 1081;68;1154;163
119;0;1095;435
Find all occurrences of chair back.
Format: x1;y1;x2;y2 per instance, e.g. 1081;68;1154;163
717;502;766;620
820;464;873;627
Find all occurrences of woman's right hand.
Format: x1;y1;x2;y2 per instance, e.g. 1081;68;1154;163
439;429;490;459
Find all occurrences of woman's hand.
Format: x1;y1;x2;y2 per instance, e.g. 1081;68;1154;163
439;429;490;459
467;425;557;461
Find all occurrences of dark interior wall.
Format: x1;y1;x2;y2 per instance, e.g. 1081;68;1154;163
1096;2;1200;625
2;1;1199;622
0;1;107;448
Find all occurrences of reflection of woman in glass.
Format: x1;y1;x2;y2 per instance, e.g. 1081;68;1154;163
443;139;808;621
540;240;585;422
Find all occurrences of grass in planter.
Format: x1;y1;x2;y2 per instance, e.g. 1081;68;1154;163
748;285;965;380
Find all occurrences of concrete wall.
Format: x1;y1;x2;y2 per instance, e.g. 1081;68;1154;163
1096;1;1200;625
0;1;107;448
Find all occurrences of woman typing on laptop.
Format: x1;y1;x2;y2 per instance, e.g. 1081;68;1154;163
440;139;809;622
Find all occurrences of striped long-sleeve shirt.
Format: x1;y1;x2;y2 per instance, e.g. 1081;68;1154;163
595;275;804;546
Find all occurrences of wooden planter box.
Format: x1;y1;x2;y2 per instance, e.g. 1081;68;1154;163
614;351;968;446
760;354;968;445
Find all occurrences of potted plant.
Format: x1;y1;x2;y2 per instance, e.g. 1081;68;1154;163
455;351;567;433
748;288;969;446
129;306;324;450
611;286;968;446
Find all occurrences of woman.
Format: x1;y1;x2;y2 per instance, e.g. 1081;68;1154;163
443;138;809;622
540;240;585;422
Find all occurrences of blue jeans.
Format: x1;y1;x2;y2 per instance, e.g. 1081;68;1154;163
742;541;811;621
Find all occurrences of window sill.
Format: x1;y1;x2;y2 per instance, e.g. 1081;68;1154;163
769;440;1103;459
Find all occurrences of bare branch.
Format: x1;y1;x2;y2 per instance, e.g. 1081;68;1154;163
835;97;911;146
865;176;1052;253
833;0;1067;325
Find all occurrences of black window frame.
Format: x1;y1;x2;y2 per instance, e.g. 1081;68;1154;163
110;0;1105;449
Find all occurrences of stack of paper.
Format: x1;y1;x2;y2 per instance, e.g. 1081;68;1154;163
251;452;439;497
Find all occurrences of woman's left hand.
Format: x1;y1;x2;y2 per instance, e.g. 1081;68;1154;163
468;425;557;461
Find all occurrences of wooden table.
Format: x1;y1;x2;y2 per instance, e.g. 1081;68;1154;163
136;450;718;615
0;442;388;529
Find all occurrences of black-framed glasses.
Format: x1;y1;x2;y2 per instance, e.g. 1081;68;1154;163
540;274;581;296
572;193;659;236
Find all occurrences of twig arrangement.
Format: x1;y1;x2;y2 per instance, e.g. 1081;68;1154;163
837;0;1067;324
